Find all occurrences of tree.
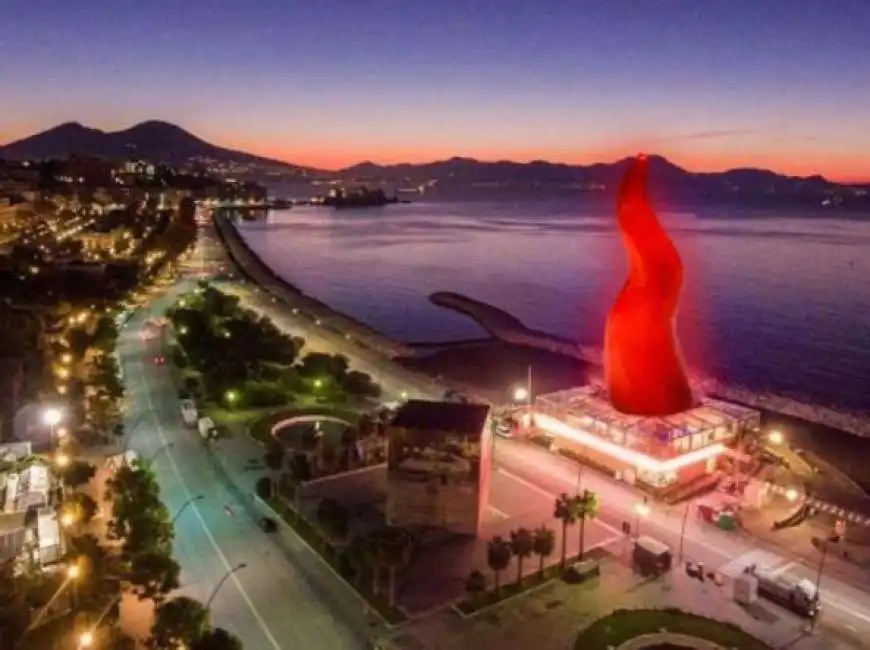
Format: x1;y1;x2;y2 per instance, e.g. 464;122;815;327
126;550;180;601
191;628;243;650
67;327;92;359
486;536;512;593
61;459;97;490
509;527;535;586
316;498;349;547
67;534;122;610
553;492;578;568
65;492;98;523
464;569;487;600
0;559;31;648
255;476;273;500
263;440;285;472
533;525;556;575
148;596;209;649
365;527;413;607
92;316;119;353
576;490;599;560
342;370;381;398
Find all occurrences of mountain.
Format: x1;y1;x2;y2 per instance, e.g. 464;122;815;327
0;120;315;173
338;155;868;203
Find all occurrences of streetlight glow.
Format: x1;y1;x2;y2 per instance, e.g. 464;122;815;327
55;453;70;468
313;378;323;389
61;512;75;527
43;408;63;427
67;563;80;579
513;387;529;402
78;631;94;648
634;500;651;517
768;430;784;445
785;487;799;502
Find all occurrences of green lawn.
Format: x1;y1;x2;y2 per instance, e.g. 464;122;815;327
265;497;408;625
573;608;772;650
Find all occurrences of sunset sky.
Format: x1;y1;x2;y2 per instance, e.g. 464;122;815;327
2;0;869;181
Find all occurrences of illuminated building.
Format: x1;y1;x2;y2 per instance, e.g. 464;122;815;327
532;156;759;490
533;386;759;488
386;400;491;536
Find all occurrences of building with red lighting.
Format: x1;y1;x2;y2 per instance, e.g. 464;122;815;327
532;386;760;490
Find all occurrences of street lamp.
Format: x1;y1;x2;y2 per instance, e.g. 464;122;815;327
312;378;323;390
206;563;248;607
768;430;784;445
785;487;799;502
224;389;240;407
78;631;94;648
634;498;650;539
55;452;70;468
172;495;204;524
513;387;529;402
147;443;175;463
60;512;76;528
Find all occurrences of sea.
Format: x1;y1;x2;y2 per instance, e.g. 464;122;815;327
234;199;870;416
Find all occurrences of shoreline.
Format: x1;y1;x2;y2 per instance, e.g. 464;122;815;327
214;211;870;441
430;291;870;440
212;211;412;358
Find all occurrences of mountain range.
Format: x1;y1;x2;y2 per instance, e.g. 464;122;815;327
1;121;866;200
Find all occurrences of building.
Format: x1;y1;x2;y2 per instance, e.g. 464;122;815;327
386;400;492;537
532;385;760;490
0;461;61;564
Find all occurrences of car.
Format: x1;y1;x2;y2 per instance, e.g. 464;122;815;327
153;356;166;365
259;517;278;533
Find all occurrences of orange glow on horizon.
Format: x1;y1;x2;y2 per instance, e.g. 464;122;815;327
238;140;870;183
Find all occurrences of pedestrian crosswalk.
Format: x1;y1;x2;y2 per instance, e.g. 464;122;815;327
717;549;794;578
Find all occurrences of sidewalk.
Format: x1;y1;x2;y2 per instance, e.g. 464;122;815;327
403;553;863;650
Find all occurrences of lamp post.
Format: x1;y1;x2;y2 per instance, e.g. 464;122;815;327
172;495;204;525
146;442;175;463
634;498;650;540
43;407;63;451
206;563;248;607
678;500;691;562
812;520;844;631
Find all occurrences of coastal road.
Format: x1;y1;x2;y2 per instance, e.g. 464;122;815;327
212;276;870;644
116;279;376;649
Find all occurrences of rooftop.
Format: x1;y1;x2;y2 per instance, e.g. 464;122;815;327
537;385;759;442
391;400;490;436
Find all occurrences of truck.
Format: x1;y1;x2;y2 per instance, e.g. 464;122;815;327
180;400;198;427
746;565;820;618
197;416;217;441
632;535;673;576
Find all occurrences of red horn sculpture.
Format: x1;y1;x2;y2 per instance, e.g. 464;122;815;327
604;154;695;416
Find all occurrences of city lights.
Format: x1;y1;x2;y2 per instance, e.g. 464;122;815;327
55;453;70;468
768;430;784;445
513;387;529;402
43;408;63;427
533;413;727;474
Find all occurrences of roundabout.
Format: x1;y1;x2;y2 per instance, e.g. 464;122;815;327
572;609;771;650
271;414;351;449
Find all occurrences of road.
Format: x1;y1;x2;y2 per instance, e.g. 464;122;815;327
210;248;870;644
116;278;377;649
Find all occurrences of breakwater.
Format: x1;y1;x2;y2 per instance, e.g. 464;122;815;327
430;291;870;439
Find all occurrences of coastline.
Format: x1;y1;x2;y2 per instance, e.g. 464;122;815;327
430;291;870;440
212;210;412;359
211;214;870;491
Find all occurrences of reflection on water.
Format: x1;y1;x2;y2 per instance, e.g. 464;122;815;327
237;202;870;412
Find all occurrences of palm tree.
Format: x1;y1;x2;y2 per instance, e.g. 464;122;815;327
364;528;413;606
465;569;487;600
509;527;535;585
576;490;600;560
486;536;513;593
553;492;578;567
533;525;556;576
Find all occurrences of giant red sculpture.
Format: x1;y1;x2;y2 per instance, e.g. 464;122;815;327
604;154;695;416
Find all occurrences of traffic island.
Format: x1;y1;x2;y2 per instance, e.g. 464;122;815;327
572;608;772;650
248;406;361;445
